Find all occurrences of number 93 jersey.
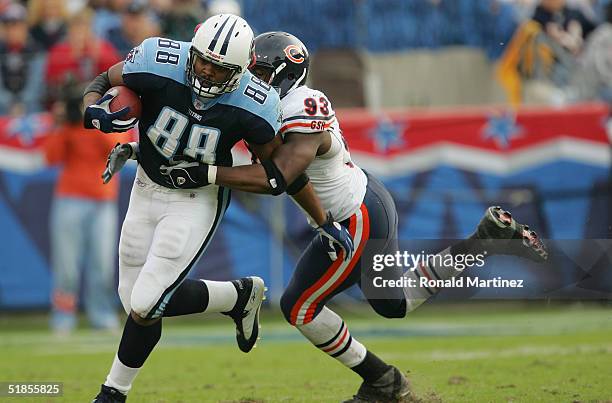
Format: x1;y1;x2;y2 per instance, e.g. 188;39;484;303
280;85;367;224
122;37;282;186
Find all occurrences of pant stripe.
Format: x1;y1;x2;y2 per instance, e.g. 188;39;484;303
289;217;358;326
305;204;371;323
146;187;230;319
290;203;371;325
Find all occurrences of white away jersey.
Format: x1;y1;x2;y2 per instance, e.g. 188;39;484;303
280;86;367;224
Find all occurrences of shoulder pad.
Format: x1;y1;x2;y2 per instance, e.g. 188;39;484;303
218;71;282;133
280;86;336;135
123;37;190;86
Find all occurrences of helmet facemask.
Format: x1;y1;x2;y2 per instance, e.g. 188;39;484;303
251;64;274;85
187;46;242;98
252;61;306;99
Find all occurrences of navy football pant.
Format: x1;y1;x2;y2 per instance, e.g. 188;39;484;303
280;173;406;326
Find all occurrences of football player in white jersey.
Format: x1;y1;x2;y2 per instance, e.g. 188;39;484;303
105;32;547;402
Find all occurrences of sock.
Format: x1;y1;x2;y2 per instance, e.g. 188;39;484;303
163;279;209;317
105;315;162;394
351;351;392;383
202;280;238;313
401;246;467;312
104;355;140;394
296;306;366;368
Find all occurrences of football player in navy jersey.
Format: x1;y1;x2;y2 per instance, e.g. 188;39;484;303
82;15;353;402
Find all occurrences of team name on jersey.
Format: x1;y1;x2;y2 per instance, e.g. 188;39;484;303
188;109;202;121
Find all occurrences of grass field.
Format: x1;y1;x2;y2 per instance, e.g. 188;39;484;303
1;302;611;402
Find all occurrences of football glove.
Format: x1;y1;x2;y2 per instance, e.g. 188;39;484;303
317;212;355;262
159;156;210;189
102;142;138;184
84;89;137;133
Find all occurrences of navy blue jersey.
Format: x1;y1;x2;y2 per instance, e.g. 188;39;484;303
122;37;282;186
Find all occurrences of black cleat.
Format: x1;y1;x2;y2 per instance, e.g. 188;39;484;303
92;385;126;403
343;366;416;403
472;206;548;262
222;276;266;353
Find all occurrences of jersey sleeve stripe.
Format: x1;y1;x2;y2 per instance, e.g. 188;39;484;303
282;114;336;123
280;120;334;134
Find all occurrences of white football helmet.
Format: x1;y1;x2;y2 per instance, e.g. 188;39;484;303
187;14;254;98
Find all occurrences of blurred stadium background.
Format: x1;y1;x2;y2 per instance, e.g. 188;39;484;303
1;0;612;401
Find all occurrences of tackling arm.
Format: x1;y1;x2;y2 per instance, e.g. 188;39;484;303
216;132;326;224
216;132;323;192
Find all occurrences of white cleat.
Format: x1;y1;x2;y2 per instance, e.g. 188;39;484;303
222;276;266;353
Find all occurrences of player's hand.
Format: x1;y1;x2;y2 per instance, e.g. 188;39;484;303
317;212;354;262
159;156;210;189
102;142;138;184
84;89;137;133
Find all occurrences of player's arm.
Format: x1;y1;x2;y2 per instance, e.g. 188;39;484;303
82;62;137;133
234;136;327;225
159;130;354;260
265;131;353;261
82;62;125;108
215;132;322;192
281;134;327;226
221;130;351;260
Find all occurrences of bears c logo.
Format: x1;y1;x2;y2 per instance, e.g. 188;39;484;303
284;45;304;64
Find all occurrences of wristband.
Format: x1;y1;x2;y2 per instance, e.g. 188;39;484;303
83;71;111;97
208;165;217;184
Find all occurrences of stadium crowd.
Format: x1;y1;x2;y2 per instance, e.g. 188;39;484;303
0;0;611;114
0;0;226;115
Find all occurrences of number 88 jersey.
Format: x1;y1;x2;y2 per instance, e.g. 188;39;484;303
122;37;282;187
280;85;368;224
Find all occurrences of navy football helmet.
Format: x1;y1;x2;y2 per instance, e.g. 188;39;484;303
250;31;309;99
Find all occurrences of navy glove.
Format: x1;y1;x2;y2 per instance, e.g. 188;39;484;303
317;212;355;262
102;142;138;184
159;156;210;189
84;89;137;133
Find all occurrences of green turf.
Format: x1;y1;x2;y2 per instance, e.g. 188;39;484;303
1;303;611;402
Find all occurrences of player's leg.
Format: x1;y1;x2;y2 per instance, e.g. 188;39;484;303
358;172;547;315
110;175;240;320
97;181;242;400
280;205;410;402
94;172;158;402
399;206;548;312
84;200;120;330
142;186;264;352
49;197;86;333
357;173;407;321
116;177;157;316
162;275;266;353
340;174;412;402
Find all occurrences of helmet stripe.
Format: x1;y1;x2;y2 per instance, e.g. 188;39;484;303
219;18;238;56
208;15;231;52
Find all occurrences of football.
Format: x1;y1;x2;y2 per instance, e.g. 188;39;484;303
106;85;142;120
